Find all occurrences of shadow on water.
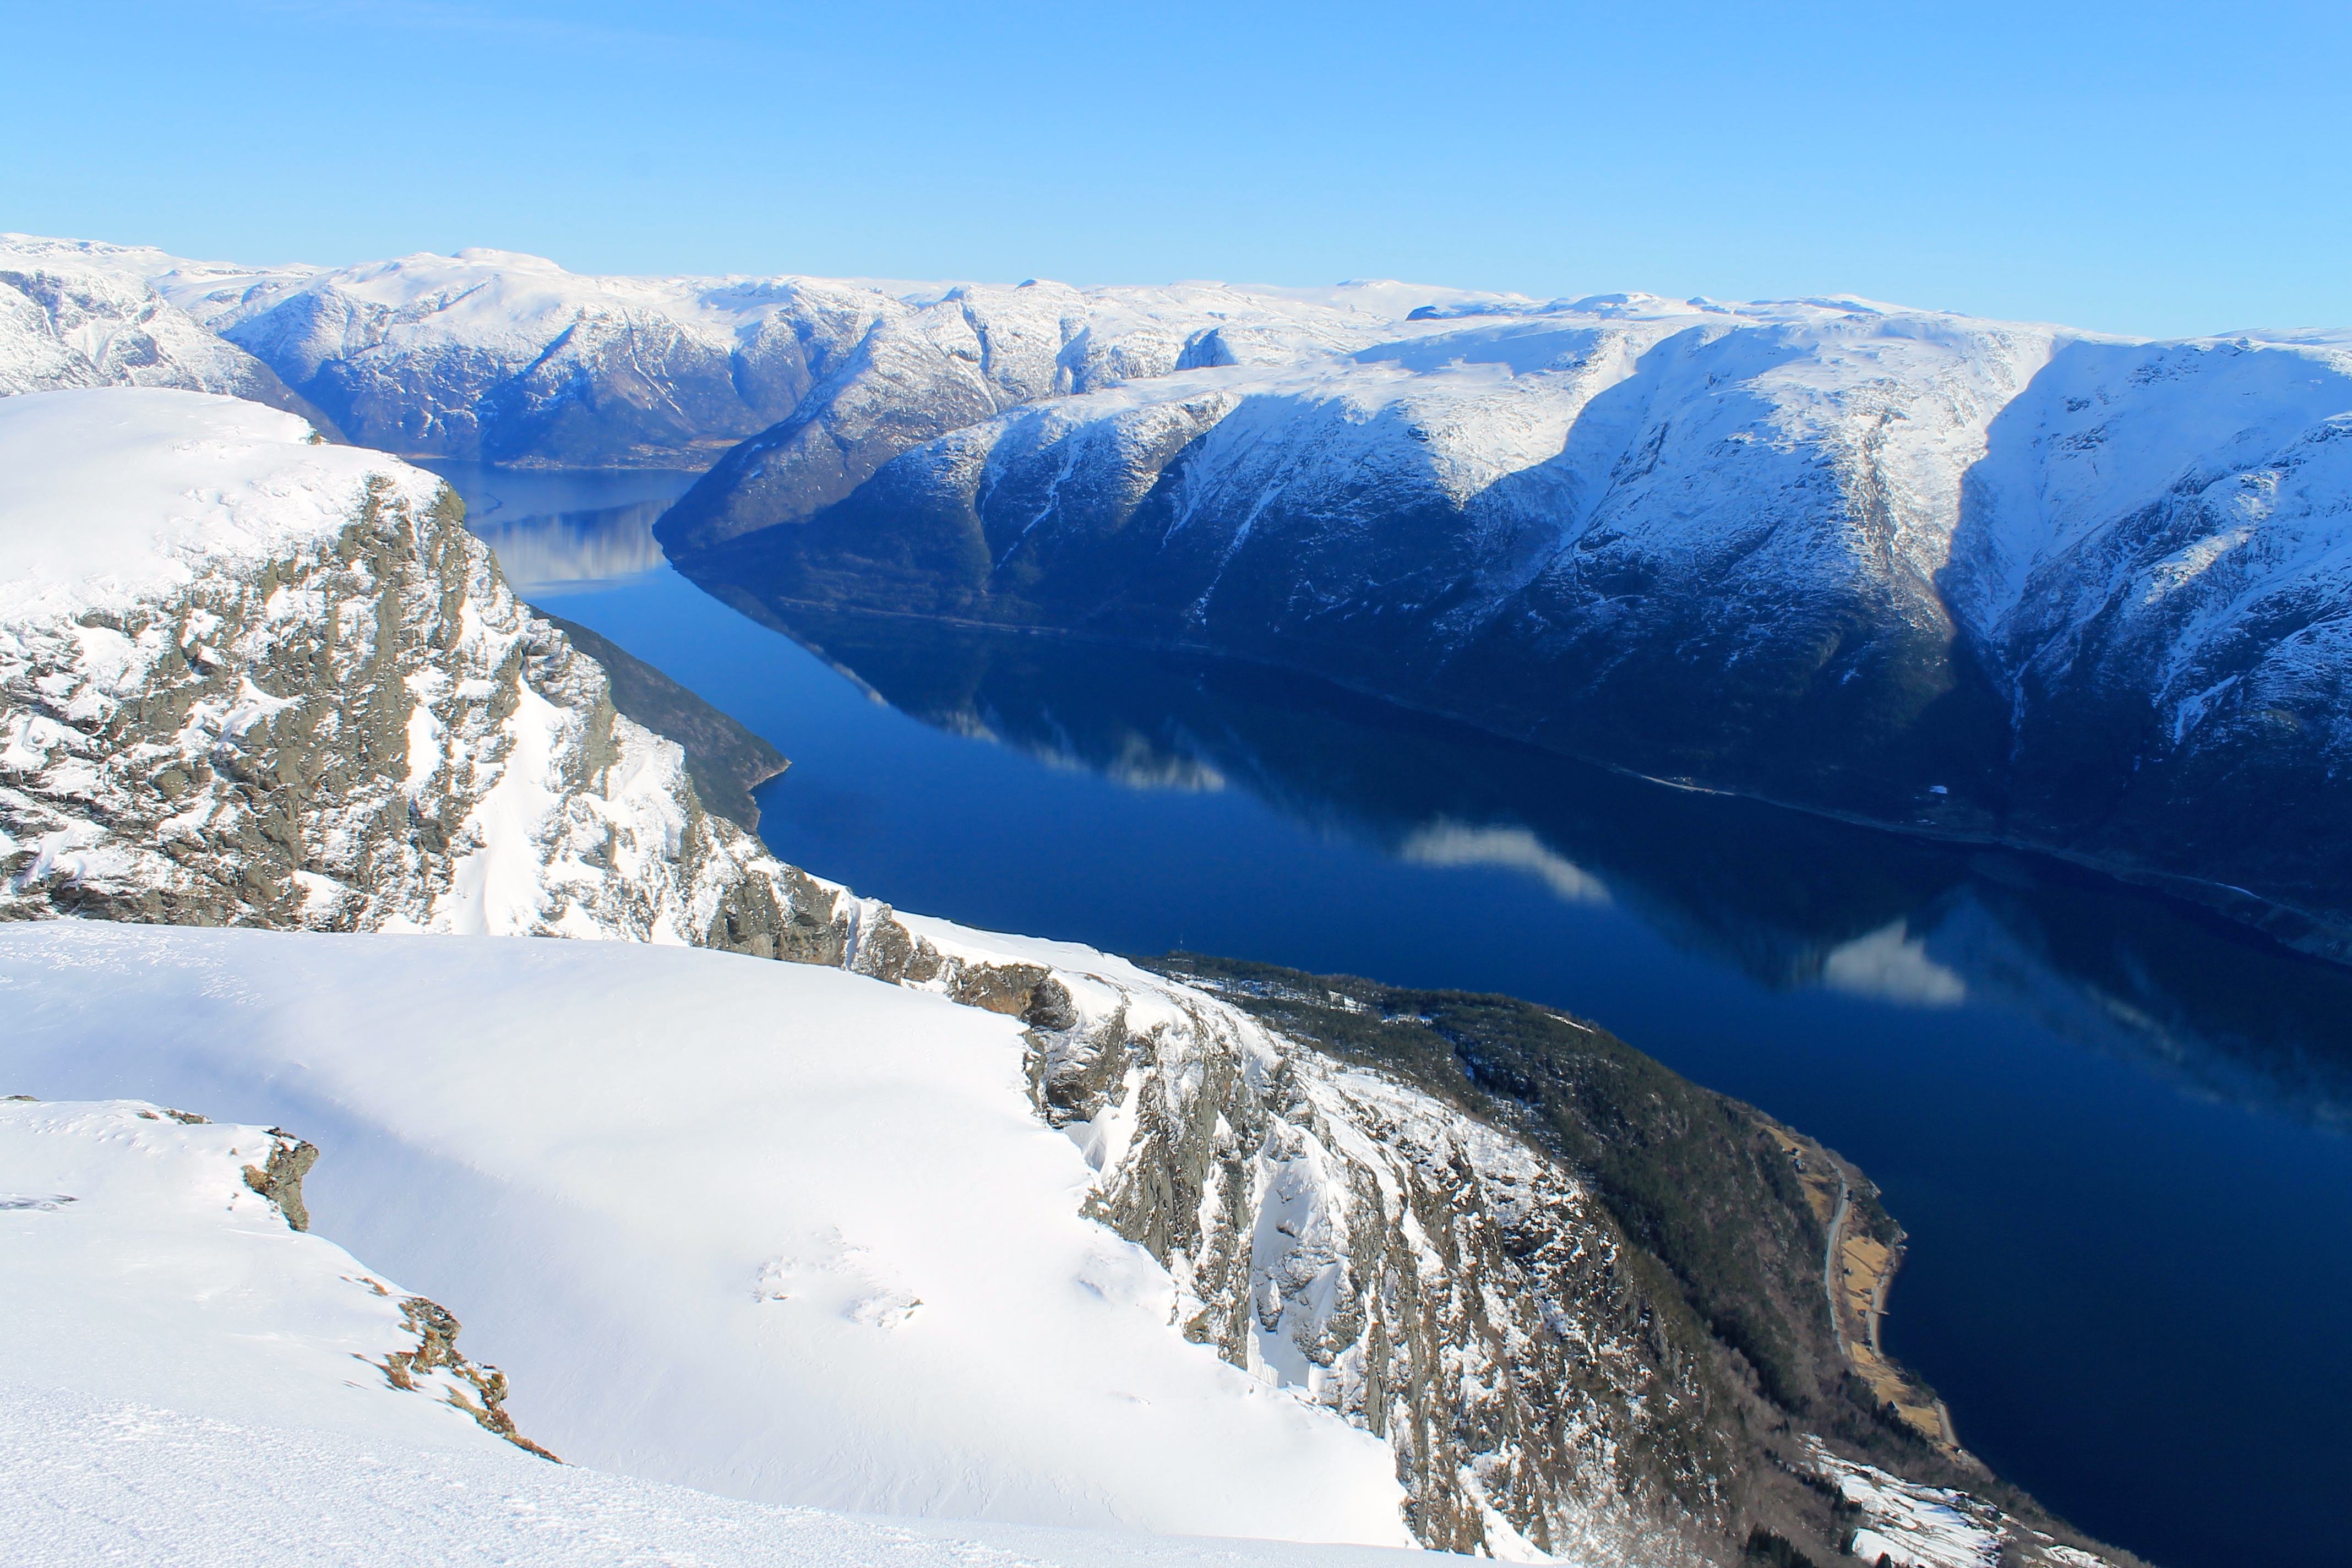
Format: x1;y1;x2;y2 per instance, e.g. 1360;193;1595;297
753;602;2352;1134
432;464;2352;1568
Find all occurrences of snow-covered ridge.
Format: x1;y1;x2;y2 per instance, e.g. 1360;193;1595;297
0;235;1532;482
678;295;2352;943
0;386;1698;1559
0;236;325;423
0;389;420;625
0;389;793;941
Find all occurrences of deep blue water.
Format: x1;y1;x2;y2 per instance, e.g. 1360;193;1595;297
433;461;2352;1568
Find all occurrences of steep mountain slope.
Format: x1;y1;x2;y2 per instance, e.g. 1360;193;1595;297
0;385;2131;1565
0;388;793;943
674;297;2352;946
161;248;901;469
651;276;1521;552
0;236;333;428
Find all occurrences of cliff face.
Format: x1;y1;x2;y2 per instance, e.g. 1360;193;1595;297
799;907;1735;1562
0;389;794;950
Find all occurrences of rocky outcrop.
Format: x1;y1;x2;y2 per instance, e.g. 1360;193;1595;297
373;1292;560;1461
238;1130;319;1232
0;393;802;949
748;897;1729;1562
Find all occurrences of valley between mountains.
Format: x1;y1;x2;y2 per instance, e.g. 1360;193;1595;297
8;229;2342;1567
10;232;2343;956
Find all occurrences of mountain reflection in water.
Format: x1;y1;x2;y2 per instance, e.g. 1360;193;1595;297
734;601;2352;1134
418;461;693;594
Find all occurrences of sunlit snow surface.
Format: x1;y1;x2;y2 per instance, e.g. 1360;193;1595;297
0;387;434;627
3;1385;1430;1568
0;923;1414;1548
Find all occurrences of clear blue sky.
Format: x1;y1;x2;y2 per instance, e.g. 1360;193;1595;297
9;0;2346;338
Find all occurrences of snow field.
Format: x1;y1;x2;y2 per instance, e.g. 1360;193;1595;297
0;922;1415;1547
0;386;432;627
0;1098;519;1455
2;1382;1437;1568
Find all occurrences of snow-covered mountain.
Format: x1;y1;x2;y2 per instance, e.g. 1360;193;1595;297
0;388;793;943
17;235;2345;942
0;385;2137;1565
0;385;1693;1561
0;236;330;427
670;294;2352;948
0;235;1525;477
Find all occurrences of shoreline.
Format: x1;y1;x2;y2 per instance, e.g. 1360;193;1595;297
692;584;2352;971
1784;1133;1978;1465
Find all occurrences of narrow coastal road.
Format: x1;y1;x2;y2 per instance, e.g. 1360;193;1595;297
1824;1169;1851;1355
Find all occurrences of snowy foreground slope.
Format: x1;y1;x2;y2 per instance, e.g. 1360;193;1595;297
0;1100;1429;1568
7;1386;1429;1568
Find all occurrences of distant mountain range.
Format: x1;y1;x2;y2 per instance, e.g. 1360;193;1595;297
7;234;2348;950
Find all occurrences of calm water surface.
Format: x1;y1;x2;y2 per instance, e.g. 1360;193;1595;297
433;462;2352;1568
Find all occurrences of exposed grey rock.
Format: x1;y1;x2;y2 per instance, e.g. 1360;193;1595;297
534;611;786;831
1;465;803;951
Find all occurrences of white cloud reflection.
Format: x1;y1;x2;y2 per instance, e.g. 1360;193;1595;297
1398;821;1610;905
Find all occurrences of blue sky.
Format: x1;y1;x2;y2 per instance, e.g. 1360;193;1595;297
9;0;2345;338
